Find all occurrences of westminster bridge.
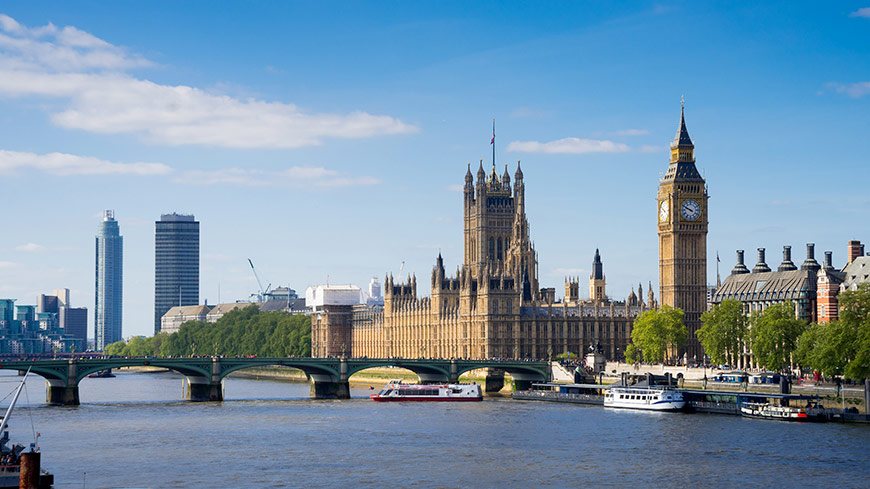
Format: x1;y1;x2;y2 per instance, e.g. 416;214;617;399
0;357;550;405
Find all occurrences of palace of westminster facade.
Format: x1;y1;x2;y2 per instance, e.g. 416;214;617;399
311;108;708;361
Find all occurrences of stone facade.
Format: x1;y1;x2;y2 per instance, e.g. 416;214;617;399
657;106;708;360
313;158;654;361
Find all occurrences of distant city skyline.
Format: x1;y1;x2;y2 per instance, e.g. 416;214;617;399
1;3;869;338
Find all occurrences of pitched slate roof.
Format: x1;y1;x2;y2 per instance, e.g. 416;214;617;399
713;269;815;303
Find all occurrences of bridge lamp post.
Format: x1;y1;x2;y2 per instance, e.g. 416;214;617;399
190;342;196;358
419;345;425;359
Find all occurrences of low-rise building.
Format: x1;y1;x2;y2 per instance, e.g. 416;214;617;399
160;305;211;334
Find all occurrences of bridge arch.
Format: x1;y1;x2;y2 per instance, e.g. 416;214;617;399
346;360;451;384
216;359;341;383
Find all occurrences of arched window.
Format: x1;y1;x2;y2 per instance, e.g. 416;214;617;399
497;238;503;261
489;237;495;260
492;300;499;315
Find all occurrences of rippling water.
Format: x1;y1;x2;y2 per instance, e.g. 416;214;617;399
2;370;868;488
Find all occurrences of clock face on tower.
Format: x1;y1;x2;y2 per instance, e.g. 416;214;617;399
680;199;701;220
659;200;669;222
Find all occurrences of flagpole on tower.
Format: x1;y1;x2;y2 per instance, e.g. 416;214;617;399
491;118;496;168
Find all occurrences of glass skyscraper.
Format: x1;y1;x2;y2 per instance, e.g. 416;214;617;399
95;210;123;350
154;213;200;334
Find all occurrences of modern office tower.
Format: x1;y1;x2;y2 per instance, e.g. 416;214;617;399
154;213;199;334
96;210;123;350
64;307;88;351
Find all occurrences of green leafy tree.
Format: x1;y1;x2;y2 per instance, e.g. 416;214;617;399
629;305;687;364
842;283;870;379
624;343;639;364
749;302;805;371
98;306;312;358
698;299;747;366
555;351;578;362
104;340;126;356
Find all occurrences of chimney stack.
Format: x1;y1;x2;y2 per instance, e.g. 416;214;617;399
824;251;835;271
801;243;821;272
778;245;797;272
732;250;750;274
849;240;864;264
753;248;771;273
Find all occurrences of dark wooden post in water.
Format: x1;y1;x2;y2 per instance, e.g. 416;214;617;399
19;451;39;489
865;379;870;414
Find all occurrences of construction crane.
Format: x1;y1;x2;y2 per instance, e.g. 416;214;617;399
247;259;271;302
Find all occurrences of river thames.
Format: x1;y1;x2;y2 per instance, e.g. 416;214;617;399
3;369;869;488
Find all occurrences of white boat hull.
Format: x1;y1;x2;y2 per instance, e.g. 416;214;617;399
604;386;686;412
605;400;686;411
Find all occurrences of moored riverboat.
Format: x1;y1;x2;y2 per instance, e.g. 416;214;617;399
604;386;685;411
370;380;482;402
0;371;53;488
740;402;811;421
87;369;116;378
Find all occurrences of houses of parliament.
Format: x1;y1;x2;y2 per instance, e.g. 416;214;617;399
311;107;707;361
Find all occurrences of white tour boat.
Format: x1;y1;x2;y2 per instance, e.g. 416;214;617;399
370;380;482;402
603;386;686;411
740;402;808;421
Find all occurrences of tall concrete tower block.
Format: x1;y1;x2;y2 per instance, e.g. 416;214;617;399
96;210;123;350
657;105;708;361
154;213;199;334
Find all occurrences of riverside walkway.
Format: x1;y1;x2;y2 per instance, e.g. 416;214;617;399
0;357;550;405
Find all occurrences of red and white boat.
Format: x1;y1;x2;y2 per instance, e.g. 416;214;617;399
370;380;482;402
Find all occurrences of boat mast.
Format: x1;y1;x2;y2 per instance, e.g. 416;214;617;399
0;368;29;436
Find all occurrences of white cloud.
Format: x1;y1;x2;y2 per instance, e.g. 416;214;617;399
507;137;630;154
0;149;172;176
827;81;870;98
0;261;18;269
174;166;380;188
15;243;47;252
445;184;464;192
0;15;417;149
849;7;870;18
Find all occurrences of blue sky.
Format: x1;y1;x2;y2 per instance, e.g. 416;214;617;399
1;2;868;338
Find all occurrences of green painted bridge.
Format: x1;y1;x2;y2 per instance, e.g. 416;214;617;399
0;357;550;405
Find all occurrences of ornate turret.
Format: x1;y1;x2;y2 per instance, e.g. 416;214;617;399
501;163;511;192
590;249;606;302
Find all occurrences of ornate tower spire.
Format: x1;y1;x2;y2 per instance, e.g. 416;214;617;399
664;98;702;181
590;249;606;302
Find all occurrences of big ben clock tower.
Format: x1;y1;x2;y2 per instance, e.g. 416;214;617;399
658;103;707;360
